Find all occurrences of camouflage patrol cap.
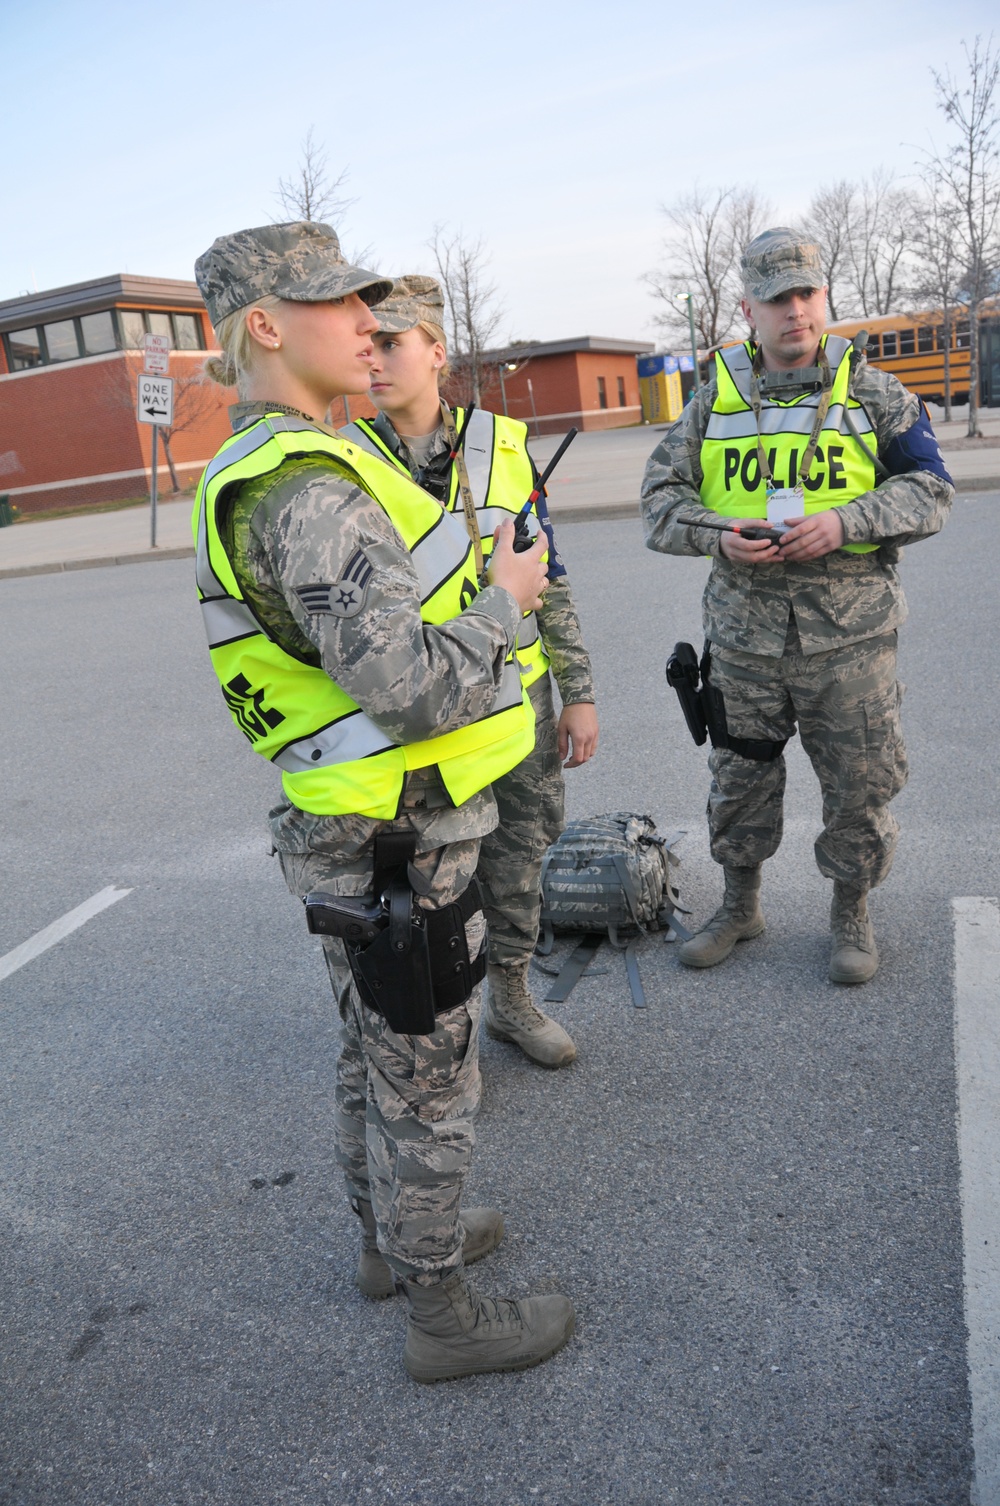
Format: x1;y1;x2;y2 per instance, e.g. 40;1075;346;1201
741;227;826;301
194;221;393;326
372;274;446;334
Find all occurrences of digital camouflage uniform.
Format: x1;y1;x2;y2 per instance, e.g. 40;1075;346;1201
361;410;595;967
223;398;524;1281
640;359;953;886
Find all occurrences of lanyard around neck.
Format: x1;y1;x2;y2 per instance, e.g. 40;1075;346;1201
749;344;833;486
438;401;484;577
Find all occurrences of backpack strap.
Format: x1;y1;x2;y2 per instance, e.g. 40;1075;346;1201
624;938;646;1009
611;852;648;938
543;932;604;1002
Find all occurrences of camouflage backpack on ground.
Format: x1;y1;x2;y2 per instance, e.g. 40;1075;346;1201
536;812;686;1008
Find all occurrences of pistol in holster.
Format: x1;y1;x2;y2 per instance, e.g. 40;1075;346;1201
303;832;486;1036
665;641;728;748
665;642;787;763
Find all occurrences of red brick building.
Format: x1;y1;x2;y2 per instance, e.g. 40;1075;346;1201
0;275;241;514
0;274;652;514
481;336;654;436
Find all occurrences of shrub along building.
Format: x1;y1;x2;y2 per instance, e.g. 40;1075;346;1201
0;273;654;515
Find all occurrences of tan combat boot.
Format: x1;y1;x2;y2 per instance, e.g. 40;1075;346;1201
677;864;765;968
354;1198;505;1300
402;1270;575;1383
829;881;879;984
484;961;577;1068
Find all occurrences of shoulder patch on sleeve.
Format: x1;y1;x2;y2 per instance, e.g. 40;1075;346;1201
882;417;953;485
294;547;375;618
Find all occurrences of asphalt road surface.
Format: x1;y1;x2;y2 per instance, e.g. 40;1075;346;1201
2;495;997;1506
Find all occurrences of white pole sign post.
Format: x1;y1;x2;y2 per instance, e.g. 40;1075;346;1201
136;374;174;548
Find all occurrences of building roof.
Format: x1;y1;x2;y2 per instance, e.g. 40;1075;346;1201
488;335;656;362
0;275;205;333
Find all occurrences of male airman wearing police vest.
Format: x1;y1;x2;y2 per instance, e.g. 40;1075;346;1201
641;228;953;983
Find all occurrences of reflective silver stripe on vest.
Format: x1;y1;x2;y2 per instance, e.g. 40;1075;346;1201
705;402;875;441
494;656;527;712
719;334;852;406
272;707;396;773
273;653;525;773
517;612;540;650
341;421;394;462
474;504;538;538
462;409;496;508
410;509;474;602
195;476;228;602
200;595;260;647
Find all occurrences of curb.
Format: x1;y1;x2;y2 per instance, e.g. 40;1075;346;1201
0;545;194;582
1;482;997;580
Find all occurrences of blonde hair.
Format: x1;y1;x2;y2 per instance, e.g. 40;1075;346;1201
417;320;451;382
203;294;282;396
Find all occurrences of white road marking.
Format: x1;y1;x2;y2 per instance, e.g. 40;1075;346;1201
0;886;132;984
954;897;1000;1506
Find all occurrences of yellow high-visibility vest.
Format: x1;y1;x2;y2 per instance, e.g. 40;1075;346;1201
343;408;552;685
700;334;878;554
193;412;535;819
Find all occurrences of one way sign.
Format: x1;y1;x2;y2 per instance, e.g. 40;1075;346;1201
137;374;174;427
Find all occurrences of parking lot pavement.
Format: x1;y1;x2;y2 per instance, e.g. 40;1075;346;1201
0;499;997;1505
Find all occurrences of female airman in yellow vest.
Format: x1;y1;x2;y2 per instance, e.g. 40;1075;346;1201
193;221;574;1382
341;275;599;1068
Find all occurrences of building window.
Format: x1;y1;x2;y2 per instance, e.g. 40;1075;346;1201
116;308;204;350
173;313;201;350
44;319;81;362
617;375;627;407
597;376;607;409
80;310;117;355
881;332;898;358
3;305;205;370
6;327;44;369
146;311;173;341
866;332;880;359
899;329;915;356
918;326;934;354
119;310;147;348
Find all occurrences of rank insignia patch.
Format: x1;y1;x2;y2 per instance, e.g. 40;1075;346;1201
295;549;374;618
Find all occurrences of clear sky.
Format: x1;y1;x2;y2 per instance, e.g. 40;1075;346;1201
3;0;996;345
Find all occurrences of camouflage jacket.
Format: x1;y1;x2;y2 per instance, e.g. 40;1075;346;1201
360;411;596;705
639;358;954;657
220;400;524;845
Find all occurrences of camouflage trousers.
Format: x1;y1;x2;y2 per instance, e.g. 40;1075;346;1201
706;630;907;886
477;672;566;968
271;801;486;1285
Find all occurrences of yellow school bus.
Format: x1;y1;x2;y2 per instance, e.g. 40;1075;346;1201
827;309;975;405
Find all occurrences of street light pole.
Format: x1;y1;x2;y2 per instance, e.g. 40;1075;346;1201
677;292;701;393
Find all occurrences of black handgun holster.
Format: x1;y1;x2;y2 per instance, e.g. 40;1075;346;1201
346;833;487;1036
667;642;788;764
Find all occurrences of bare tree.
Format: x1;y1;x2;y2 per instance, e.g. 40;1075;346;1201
909;169;964;417
802;180;856;321
929;37;1000;435
274;126;355;225
644;185;773;354
841;170;916;317
430;226;504;406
